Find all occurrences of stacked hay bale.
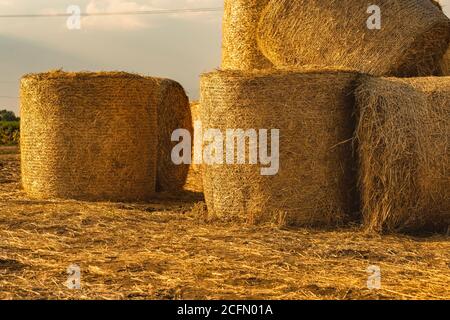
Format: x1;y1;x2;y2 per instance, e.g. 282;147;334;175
221;0;272;70
20;71;157;201
356;76;450;233
431;0;441;9
442;48;450;75
200;68;360;226
183;101;203;193
257;0;450;76
430;0;450;75
150;77;191;193
200;0;450;233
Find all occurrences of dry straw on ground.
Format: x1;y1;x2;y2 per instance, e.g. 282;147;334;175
221;0;273;70
183;101;203;193
2;148;449;300
150;77;191;193
3;209;450;300
356;76;450;234
20;71;157;202
257;0;450;77
200;68;360;227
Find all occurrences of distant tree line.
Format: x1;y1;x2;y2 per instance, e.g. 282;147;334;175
0;110;20;122
0;110;20;145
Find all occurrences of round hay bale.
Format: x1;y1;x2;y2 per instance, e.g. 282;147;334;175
200;68;360;226
20;71;157;201
431;0;442;10
183;101;203;193
430;0;450;75
356;76;450;233
221;0;273;70
257;0;450;77
442;46;450;75
149;77;191;193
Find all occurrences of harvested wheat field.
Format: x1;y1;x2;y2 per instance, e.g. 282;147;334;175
0;147;449;300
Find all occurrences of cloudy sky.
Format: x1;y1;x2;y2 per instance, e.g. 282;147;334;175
0;0;223;114
0;0;449;114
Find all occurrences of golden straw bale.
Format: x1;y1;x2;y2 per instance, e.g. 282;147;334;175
356;76;450;233
200;68;360;226
221;0;273;70
430;0;450;75
20;71;157;201
257;0;450;77
183;101;203;193
442;47;450;75
150;78;191;193
431;0;442;10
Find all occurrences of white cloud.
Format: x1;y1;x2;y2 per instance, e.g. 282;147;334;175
82;0;156;30
156;0;223;23
163;0;223;23
81;0;222;30
151;0;221;8
0;0;222;30
0;0;12;6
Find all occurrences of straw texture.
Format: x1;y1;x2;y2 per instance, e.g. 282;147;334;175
257;0;450;77
20;71;157;201
183;101;203;193
151;78;191;193
356;76;450;233
200;68;360;226
431;0;450;75
431;0;442;10
442;47;450;75
221;0;273;70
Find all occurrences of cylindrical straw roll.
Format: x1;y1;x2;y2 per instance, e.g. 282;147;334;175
442;47;450;75
150;77;191;193
221;0;273;71
20;71;157;201
200;68;360;226
356;76;450;233
257;0;450;77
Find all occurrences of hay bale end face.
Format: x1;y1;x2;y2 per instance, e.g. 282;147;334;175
20;71;157;201
257;0;450;77
200;68;360;226
183;101;203;193
150;78;191;193
356;76;450;233
442;47;450;75
430;0;450;75
221;0;273;70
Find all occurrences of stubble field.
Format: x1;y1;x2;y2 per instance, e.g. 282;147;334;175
0;146;448;300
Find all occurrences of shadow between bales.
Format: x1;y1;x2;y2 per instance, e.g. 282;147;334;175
0;258;27;272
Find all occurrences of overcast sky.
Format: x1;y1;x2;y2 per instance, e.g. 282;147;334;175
0;0;449;115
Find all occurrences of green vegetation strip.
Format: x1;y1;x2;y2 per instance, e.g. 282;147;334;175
0;121;20;145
